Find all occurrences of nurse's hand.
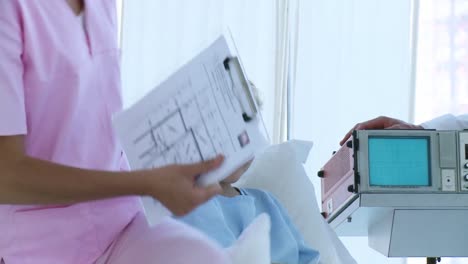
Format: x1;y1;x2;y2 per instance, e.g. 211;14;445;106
143;156;224;216
340;116;423;145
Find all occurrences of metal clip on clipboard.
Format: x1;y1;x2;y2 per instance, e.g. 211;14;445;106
223;57;258;122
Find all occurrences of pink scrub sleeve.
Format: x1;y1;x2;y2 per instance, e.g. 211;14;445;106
0;0;27;135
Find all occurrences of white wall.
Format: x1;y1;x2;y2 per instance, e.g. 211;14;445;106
292;0;414;263
120;0;278;137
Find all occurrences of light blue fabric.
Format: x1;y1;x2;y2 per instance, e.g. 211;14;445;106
179;188;320;264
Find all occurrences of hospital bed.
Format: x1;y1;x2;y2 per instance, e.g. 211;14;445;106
142;140;357;264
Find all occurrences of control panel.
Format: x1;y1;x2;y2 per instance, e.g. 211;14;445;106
458;131;468;191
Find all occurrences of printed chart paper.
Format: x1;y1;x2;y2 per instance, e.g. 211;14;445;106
113;36;268;186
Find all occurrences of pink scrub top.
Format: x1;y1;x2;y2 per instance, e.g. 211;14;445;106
0;1;142;263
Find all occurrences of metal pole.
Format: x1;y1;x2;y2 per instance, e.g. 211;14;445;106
427;257;441;264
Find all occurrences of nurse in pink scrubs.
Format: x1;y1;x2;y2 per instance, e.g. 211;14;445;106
0;0;230;263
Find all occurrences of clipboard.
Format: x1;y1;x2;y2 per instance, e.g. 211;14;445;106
223;57;259;123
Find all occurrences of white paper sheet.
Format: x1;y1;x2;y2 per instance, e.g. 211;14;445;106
113;36;268;186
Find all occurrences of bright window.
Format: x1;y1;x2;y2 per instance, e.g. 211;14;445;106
414;0;468;124
409;0;468;263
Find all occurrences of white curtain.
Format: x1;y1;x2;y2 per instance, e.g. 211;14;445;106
291;0;414;263
273;0;300;143
120;0;294;143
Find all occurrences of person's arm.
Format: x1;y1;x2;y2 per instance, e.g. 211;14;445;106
340;116;422;145
0;135;223;216
420;114;468;130
340;114;468;145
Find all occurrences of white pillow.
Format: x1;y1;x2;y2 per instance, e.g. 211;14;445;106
143;199;271;264
226;213;271;264
235;140;356;264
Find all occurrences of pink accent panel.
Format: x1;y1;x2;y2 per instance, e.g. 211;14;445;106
322;174;355;216
320;142;355;217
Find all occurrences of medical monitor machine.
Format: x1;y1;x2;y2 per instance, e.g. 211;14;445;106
319;130;468;258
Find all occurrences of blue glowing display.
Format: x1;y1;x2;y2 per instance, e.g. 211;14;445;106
368;137;431;186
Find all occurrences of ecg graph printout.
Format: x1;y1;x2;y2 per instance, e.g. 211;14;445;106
113;36;268;186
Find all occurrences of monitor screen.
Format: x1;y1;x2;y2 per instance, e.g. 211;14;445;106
368;136;431;186
465;144;468;160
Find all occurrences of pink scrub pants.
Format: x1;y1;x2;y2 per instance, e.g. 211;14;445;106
95;212;231;264
1;213;230;264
